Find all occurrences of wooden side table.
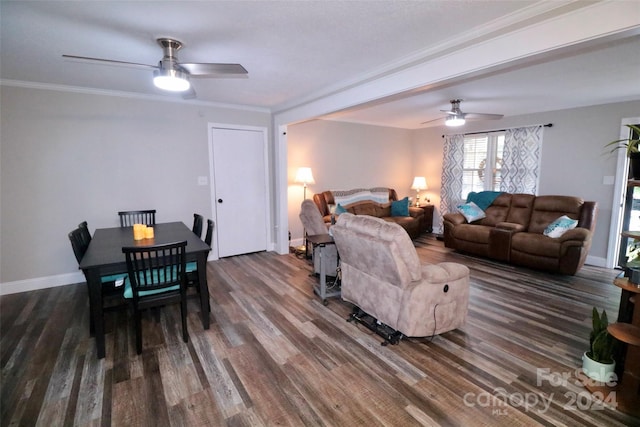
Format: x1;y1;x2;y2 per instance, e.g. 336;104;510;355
607;277;640;417
417;204;434;233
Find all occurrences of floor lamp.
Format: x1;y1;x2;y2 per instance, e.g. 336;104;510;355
295;167;315;257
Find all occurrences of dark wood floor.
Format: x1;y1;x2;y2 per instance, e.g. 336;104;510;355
2;235;639;426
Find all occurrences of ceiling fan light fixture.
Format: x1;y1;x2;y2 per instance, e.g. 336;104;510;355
445;114;466;127
153;68;190;92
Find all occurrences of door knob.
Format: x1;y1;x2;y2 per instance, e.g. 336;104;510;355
217;199;223;203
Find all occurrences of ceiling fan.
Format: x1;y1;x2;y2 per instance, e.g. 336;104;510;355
62;38;248;97
422;99;504;127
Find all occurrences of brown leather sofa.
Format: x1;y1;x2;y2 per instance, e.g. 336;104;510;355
313;188;425;239
443;193;597;275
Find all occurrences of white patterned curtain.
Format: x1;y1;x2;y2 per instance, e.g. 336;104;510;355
501;125;543;194
439;134;465;231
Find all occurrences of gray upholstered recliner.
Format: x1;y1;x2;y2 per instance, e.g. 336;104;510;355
299;199;339;277
332;213;470;343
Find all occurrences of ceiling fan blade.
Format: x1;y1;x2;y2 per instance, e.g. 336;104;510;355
420;117;445;125
62;54;158;70
180;63;248;77
440;110;457;115
464;113;504;120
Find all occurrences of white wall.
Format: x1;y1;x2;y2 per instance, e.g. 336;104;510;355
287;119;413;244
0;85;271;292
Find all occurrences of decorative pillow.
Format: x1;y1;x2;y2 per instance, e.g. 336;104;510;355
543;215;578;238
335;203;347;214
391;197;410;217
456;201;486;223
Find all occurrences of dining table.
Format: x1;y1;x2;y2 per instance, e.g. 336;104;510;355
79;221;211;358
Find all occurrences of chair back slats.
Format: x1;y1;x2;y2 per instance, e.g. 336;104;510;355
122;241;187;300
77;221;92;247
192;214;203;238
204;219;215;247
118;210;156;227
68;227;90;264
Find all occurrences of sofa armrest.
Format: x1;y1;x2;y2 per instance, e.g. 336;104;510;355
489;224;524;262
443;212;466;225
408;206;424;219
420;262;469;284
557;227;591;243
495;222;526;232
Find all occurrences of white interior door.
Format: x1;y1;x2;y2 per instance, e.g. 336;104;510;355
210;126;268;258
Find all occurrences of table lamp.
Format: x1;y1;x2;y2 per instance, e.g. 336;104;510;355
411;176;428;207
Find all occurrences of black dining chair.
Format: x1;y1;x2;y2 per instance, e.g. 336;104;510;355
68;223;128;334
192;213;203;239
186;219;214;310
118;210;156;227
122;240;189;354
203;219;214;248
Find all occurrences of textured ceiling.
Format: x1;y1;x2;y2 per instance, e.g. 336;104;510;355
2;1;639;129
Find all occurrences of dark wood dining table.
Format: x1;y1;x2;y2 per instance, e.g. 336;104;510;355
79;221;211;358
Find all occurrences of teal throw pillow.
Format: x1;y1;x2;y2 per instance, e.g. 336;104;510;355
335;203;347;214
543;215;578;238
391;197;410;217
456;201;486;223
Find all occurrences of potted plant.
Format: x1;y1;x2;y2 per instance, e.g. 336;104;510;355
582;307;616;382
605;124;640;179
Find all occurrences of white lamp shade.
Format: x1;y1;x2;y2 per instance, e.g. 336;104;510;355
153;68;191;92
411;176;428;190
295;167;315;185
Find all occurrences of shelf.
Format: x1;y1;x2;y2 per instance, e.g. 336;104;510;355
613;277;640;293
621;230;640;240
628;179;640;187
608;322;640;346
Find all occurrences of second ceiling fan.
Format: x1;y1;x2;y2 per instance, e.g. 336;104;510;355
63;38;248;98
422;99;504;127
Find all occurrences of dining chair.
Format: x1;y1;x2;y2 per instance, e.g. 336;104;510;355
203;219;214;247
192;213;203;239
122;240;189;354
68;223;128;334
186;219;214;311
118;209;156;227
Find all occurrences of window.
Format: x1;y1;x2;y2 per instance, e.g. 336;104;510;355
461;132;504;198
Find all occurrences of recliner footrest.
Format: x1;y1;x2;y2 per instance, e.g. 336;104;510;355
347;307;403;346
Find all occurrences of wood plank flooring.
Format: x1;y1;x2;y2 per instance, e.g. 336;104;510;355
2;235;639;426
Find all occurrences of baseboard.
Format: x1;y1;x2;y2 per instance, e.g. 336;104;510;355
585;255;607;268
1;271;85;296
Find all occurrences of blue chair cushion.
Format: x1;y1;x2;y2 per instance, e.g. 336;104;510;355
185;261;197;273
123;270;181;299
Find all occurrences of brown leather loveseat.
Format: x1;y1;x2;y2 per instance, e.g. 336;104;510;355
443;193;597;275
313;188;425;239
